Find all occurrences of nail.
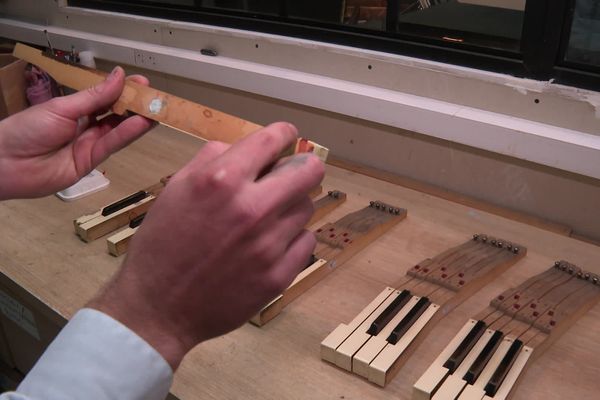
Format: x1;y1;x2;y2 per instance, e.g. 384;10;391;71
106;66;121;82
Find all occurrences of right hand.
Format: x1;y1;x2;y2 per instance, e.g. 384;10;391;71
89;122;325;369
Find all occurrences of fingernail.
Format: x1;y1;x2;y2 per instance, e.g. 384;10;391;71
286;122;298;136
107;66;120;82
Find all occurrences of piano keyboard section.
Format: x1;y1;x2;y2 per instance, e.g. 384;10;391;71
414;320;531;400
322;234;526;387
321;287;439;386
414;260;600;400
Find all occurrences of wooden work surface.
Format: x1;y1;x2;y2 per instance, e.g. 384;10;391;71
0;125;599;400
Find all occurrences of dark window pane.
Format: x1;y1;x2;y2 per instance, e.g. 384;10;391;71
566;0;600;67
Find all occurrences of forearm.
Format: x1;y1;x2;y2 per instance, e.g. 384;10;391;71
5;308;173;400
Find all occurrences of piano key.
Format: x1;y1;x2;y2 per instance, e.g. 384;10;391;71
463;330;503;384
128;212;146;229
413;319;481;400
102;190;148;216
482;345;532;400
369;303;440;386
334;290;406;371
321;287;397;363
388;296;431;344
458;338;514;400
444;320;487;373
484;339;523;396
353;295;421;378
432;329;496;400
367;290;412;335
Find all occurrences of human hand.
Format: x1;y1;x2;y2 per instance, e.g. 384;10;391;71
89;122;325;369
0;67;154;200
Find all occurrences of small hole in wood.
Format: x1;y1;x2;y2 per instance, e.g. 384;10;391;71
368;65;373;70
255;44;259;48
534;98;540;104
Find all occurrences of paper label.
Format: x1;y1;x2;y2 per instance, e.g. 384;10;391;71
0;289;40;340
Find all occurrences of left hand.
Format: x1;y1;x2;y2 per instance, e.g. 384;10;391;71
0;66;154;200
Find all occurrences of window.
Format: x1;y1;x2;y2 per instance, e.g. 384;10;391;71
68;0;599;91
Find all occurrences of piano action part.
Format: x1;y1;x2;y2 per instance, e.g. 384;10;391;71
414;260;600;400
251;200;407;326
322;234;527;386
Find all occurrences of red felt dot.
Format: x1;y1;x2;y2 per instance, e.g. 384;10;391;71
530;303;536;309
498;295;505;301
532;311;539;317
548;310;554;316
441;267;447;271
514;304;520;309
514;295;520;300
344;238;350;243
329;234;335;238
329;228;335;232
317;229;322;233
343;232;348;237
423;268;429;273
458;273;464;278
414;265;420;270
459;280;465;285
441;274;448;279
549;320;556;326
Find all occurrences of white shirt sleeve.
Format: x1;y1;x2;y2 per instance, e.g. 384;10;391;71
0;308;173;400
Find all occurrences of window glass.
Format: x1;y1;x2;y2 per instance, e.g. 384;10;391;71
565;0;600;68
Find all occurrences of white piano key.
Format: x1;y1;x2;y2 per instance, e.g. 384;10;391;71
413;320;480;400
432;329;496;400
368;303;440;386
321;287;396;363
353;295;421;378
482;345;532;400
458;338;514;400
335;289;403;370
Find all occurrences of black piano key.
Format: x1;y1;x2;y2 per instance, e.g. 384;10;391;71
386;296;430;345
367;290;411;336
443;320;487;373
463;330;503;384
484;339;523;397
128;213;147;229
102;191;148;216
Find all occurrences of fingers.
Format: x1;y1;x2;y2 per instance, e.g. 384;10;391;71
267;229;317;291
214;122;298;181
89;114;155;167
252;153;325;217
127;74;150;86
49;66;127;120
257;196;315;252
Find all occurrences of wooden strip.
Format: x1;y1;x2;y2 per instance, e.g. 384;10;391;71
13;43;329;162
106;226;138;257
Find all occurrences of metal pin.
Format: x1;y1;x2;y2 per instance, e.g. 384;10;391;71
491;239;497;245
473;234;479;241
593;277;599;285
554;261;561;268
497;241;503;248
585;273;591;280
513;247;519;254
482;236;488;243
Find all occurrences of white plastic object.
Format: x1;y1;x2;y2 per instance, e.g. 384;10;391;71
56;169;110;201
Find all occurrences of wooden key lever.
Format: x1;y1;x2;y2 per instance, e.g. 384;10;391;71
74;176;171;242
13;43;329;162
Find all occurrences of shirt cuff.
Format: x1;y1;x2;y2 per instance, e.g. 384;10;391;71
17;308;173;400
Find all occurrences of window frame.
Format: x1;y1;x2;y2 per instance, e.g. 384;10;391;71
68;0;600;91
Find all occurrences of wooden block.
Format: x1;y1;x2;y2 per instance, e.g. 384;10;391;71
368;303;439;386
106;226;138;257
321;287;395;364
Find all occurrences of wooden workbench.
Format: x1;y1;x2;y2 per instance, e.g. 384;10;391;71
0;125;598;399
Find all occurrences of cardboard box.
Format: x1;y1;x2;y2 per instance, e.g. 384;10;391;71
0;54;28;119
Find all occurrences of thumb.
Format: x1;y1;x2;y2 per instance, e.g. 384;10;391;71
50;66;126;119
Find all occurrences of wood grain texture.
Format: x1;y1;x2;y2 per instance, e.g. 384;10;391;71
0;125;599;399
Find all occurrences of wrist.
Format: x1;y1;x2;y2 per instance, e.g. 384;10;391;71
88;279;191;370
